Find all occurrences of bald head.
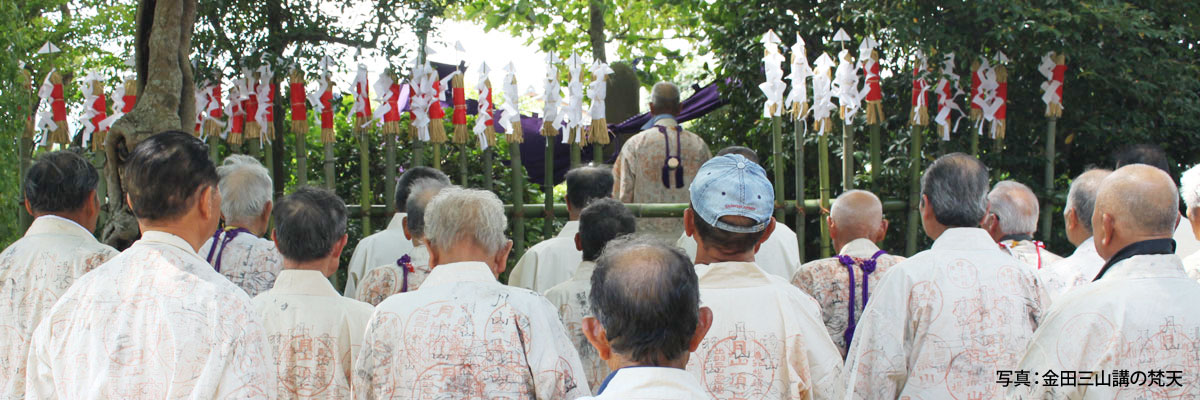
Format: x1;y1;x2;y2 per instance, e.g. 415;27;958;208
1093;164;1179;260
829;190;887;251
987;181;1040;238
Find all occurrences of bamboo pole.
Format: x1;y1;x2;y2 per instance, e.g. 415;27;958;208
771;115;785;222
970;126;980;156
869;124;881;193
383;132;396;213
544;138;555;240
244;138;255;158
906;126;924;255
208;135;220;163
483;148;494;191
1042;117;1057;240
593;144;604;164
842;121;853;191
432;143;442;170
263;140;274;182
511;143;524;255
296;132;309;186
817;132;832;258
324;142;335;190
358;125;372;234
413;140;425;167
992;131;1004;181
458;145;468;186
570;141;581;168
793;120;806;262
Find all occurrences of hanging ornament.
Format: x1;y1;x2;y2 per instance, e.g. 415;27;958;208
785;33;812;123
289;69;308;135
202;80;224;140
810;53;836;135
452;68;469;142
258;65;277;142
909;52;930;127
859;37;883;125
969;60;983;123
1039;51;1067;118
473;62;496;150
564;54;585;145
194;86;207;136
759;30;786;118
376;71;402;137
307;56;336;143
993;64;1009;139
40;70;70;145
243;70;261;141
933;52;965;141
587;61;613;145
81;73;107;150
352;63;373;130
227;77;247;145
833;49;861;121
101;77;136;137
428;68;451;144
501;62;523;143
541;53;563;137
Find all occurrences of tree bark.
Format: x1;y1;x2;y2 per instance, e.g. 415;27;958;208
102;0;197;250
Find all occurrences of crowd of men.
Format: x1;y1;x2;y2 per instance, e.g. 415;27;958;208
3;82;1200;399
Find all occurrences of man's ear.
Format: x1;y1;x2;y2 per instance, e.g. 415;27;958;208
689;307;714;352
491;240;514;277
198;185;218;221
683;208;696;238
874;219;889;243
753;218;777;251
1099;213;1116;247
920;194;933;219
425;238;440;268
575;233;582;251
1064;207;1077;231
402;217;412;240
827;216;837;238
22;198;33;218
582;317;613;361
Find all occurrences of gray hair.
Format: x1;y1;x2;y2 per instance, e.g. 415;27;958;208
988;180;1039;235
217;154;273;222
921;153;990;228
405;178;453;240
1066;169;1111;233
651;82;680;113
425;187;508;254
1181;164;1200;211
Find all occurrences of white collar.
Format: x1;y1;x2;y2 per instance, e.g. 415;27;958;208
694;261;772;288
137;231;204;261
420;261;498;288
931;228;1000;252
27;215;92;238
557;221;580;238
386;213;407;231
595;366;709;398
269;270;339;297
570;261;596;281
838;238;883;258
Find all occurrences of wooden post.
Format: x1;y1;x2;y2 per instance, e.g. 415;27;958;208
544;138;555;239
1042;117;1057;240
793;119;806;262
771;116;785;222
383;133;396;213
413;140;425;167
208;135;220;163
457;144;468;186
906;126;924;255
570;141;581;168
358;125;372;234
263;140;274;182
432;143;442;170
970;127;980;156
842;121;854;191
244;138;256;158
323;141;335;190
511;143;524;255
869;123;881;193
483;148;494;191
593;143;604;164
296;132;309;186
817;131;832;257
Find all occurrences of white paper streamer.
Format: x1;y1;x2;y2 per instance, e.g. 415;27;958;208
810;53;836;135
99;78;129;132
933;52;965;140
36;69;58;144
308;56;333;113
759;30;786;117
255;65;274;141
1039;51;1063;113
785;33;812;121
588;61;613;121
80;72;104;144
500;62;521;136
832;49;861;120
563;54;585;144
351;63;371;128
473;62;493;149
542;53;564;136
411;62;435;141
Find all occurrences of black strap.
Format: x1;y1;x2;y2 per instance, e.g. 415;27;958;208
657;125;684;189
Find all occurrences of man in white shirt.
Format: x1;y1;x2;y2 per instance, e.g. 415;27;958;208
510;165;613;292
26;131;275;398
1011;164;1200;399
790;189;905;357
579;236;713;399
354;188;590;398
677;146;800;279
1113;143;1200;258
840;153;1048;400
682;154;842;399
983;180;1064;269
252;186;374;399
198;154;283;296
1178;164;1200;278
344;166;449;297
0;151;118;398
355;178;450;305
1039;169;1111;299
545;198;637;391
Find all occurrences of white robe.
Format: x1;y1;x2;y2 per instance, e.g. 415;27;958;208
1038;237;1105;301
252;269;374;399
544;261;609;392
199;229;284;297
676;223;802;280
1011;253;1200;399
508;221;582;293
354;244;432;306
26;231;276;398
581;367;713;399
0;216;118;398
344;213;413;298
1000;239;1065;270
353;261;591;398
1175;216;1200;259
685;261;843;400
840;227;1049;400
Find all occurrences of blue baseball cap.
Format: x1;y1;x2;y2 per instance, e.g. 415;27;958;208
688;154;775;233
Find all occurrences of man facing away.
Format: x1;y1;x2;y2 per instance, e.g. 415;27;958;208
579;236;714;399
1011;164;1200;399
677;146;801;279
1178;163;1200;278
354;178;451;306
983;180;1064;269
199;154;284;296
682;154;842;399
510;165;613;293
545;198;637;392
840;153;1048;400
790;189;905;357
344;166;449;298
1113;143;1200;258
0;151;118;398
1038;169;1111;300
252;186;374;399
26;131;275;398
613;82;712;243
353;188;589;398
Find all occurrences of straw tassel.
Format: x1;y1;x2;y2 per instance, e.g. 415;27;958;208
428;71;448;144
910;63;930;127
382;72;402;137
864;50;884;126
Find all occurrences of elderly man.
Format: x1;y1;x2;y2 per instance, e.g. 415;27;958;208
545;198;637;391
345;166;450;297
1011;164;1200;398
613;82;712;242
983;180;1064;269
677;146;800;279
790;189;905;356
1039;169;1111;299
26;131;275;398
1113;144;1200;258
199;154;283;296
840;153;1047;400
579;237;713;399
252;187;373;398
0;151;118;397
510;165;613;292
1182;164;1200;277
354;178;450;305
353;188;589;398
682;154;842;399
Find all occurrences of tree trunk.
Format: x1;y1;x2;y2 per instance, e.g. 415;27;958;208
102;0;197;250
